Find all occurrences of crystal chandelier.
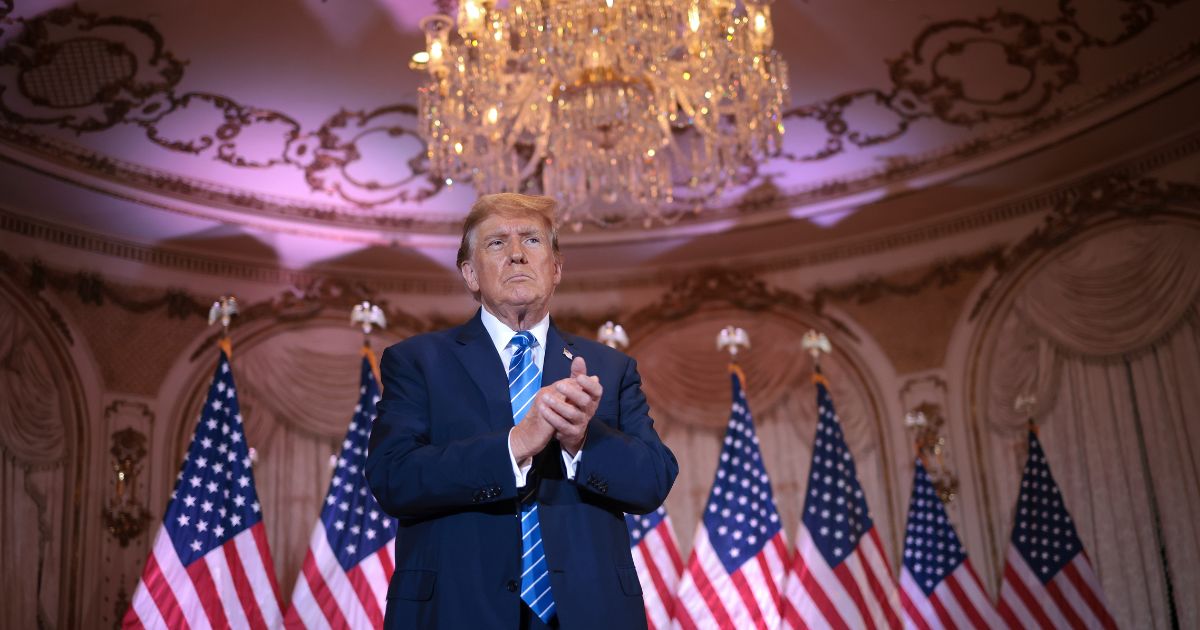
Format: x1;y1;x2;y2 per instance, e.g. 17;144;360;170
411;0;788;229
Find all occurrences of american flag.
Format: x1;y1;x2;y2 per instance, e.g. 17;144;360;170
781;374;902;629
673;367;789;630
626;507;684;630
996;431;1116;629
124;347;283;629
899;458;1000;629
286;355;397;629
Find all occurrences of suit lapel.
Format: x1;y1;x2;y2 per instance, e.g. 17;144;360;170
544;319;575;386
452;310;514;432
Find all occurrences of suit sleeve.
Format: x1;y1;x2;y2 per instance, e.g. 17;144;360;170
572;356;678;514
366;344;519;520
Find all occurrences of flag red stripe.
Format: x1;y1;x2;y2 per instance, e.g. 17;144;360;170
377;546;394;579
139;552;190;630
1062;560;1117;629
798;561;851;630
1003;562;1055;629
686;556;736;630
755;553;780;613
944;571;989;630
674;598;700;630
186;557;231;629
223;538;269;630
1044;577;1087;630
928;590;957;629
251;523;284;604
638;544;675;621
301;549;350;630
347;564;385;629
863;530;902;629
662;522;685;574
899;588;933;630
832;561;874;626
729;568;768;630
996;598;1024;630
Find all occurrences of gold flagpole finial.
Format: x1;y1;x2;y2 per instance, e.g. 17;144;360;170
716;326;750;360
351;301;388;344
597;320;629;350
208;296;239;355
801;329;831;373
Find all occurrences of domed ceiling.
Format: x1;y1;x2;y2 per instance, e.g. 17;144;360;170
1;0;1199;277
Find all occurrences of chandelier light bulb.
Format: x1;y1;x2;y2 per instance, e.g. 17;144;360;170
413;0;789;228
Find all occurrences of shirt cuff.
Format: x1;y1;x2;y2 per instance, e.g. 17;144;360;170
561;448;583;480
508;427;532;487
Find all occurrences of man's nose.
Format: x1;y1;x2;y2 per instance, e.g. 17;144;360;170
507;243;527;263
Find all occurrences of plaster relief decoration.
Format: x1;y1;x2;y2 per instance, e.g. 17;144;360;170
0;1;1196;233
101;427;152;547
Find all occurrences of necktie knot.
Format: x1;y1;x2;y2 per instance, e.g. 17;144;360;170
510;331;536;352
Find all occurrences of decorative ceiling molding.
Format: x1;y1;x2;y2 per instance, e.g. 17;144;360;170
8;173;1197;360
3;129;1200;297
0;3;1197;234
968;174;1200;319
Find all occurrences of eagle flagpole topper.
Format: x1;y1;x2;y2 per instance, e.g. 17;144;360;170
716;325;750;359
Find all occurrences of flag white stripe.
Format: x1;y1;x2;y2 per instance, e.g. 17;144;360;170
858;530;902;624
231;527;283;626
692;526;756;625
128;530;175;629
1052;561;1102;629
357;550;391;617
737;538;784;627
154;531;214;630
900;567;941;628
203;547;251;629
287;568;333;630
309;522;371;626
631;545;669;629
785;525;867;628
843;550;889;628
1002;546;1070;628
951;566;1003;629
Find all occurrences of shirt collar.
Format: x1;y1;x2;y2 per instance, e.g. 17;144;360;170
479;306;549;355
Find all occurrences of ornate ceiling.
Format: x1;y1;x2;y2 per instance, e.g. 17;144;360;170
1;0;1199;275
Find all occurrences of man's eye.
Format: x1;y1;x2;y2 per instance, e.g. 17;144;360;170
526;237;541;245
487;240;503;248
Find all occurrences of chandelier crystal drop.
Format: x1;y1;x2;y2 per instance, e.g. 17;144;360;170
412;0;789;229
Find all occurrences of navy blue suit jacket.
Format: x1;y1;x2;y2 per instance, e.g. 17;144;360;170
367;311;678;629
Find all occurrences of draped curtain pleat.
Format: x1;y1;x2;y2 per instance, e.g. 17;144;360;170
983;223;1200;629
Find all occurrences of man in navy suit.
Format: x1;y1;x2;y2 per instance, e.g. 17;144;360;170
367;193;678;629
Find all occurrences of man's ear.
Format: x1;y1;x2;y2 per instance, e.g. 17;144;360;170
460;260;479;292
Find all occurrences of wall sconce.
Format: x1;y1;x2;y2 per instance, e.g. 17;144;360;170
905;403;960;504
101;427;152;546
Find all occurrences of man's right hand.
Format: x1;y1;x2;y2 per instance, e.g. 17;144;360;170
508;384;560;466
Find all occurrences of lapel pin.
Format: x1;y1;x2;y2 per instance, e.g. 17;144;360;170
562;347;574;360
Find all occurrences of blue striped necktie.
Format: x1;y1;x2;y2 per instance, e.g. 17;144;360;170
508;332;556;622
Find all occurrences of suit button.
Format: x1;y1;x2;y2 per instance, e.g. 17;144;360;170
507;580;518;592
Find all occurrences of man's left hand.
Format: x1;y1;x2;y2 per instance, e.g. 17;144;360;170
538;356;601;456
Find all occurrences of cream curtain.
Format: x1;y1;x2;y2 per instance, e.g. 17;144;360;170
0;301;67;629
983;223;1200;629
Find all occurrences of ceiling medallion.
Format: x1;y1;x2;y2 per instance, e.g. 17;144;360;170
411;0;789;229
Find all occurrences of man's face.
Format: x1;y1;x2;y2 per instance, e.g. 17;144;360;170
460;212;562;316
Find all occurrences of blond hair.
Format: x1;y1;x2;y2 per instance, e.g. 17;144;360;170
456;193;561;269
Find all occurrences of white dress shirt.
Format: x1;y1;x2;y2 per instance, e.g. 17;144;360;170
480;307;583;486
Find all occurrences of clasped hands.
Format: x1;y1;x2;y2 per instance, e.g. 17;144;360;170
510;356;602;466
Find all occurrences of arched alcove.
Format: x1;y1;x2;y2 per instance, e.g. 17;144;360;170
628;305;903;559
158;311;409;602
966;215;1200;628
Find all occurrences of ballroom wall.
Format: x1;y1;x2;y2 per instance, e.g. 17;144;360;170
2;145;1199;628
